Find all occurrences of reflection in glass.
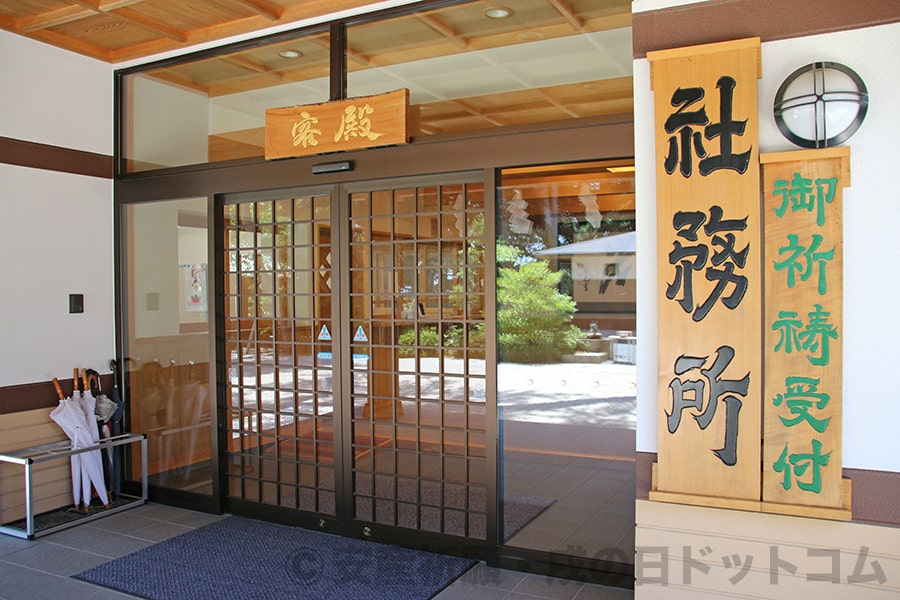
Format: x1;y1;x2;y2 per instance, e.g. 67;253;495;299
125;198;212;494
498;161;636;565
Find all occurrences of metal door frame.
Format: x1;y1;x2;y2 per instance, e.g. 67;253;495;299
218;172;496;558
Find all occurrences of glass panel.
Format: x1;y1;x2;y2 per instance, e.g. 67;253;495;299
123;30;330;172
351;178;487;538
347;0;632;136
124;198;212;495
222;193;336;515
498;161;636;565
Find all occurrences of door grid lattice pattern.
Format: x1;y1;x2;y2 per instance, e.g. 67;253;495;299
223;196;336;514
349;182;488;538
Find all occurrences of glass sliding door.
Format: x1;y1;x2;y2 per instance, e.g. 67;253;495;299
124;198;212;495
220;175;490;541
497;161;636;565
347;176;489;539
222;193;338;514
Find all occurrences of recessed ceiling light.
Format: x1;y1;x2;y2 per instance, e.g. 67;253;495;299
278;49;302;59
484;7;512;19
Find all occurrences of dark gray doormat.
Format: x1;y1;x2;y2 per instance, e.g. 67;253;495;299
73;516;476;600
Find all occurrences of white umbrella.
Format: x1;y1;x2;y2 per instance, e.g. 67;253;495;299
49;372;110;512
77;369;110;508
49;377;87;511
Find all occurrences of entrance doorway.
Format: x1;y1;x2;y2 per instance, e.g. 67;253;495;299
221;174;491;543
497;162;637;569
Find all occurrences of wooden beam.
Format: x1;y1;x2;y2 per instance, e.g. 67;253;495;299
416;14;468;49
68;0;147;11
66;0;103;10
111;7;189;42
23;27;113;61
546;0;584;32
229;0;284;21
97;0;147;10
308;35;370;66
17;6;94;33
143;70;211;95
223;56;284;81
108;0;376;63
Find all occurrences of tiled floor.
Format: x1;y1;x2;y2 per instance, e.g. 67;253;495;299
0;503;632;600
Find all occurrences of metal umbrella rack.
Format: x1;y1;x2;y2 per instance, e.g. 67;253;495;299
0;367;148;540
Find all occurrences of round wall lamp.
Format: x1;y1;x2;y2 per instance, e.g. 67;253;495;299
773;61;868;148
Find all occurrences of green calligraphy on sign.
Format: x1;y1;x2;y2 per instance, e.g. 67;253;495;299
799;304;838;366
773;233;834;295
772;174;838;227
772;310;803;354
773;439;831;494
773;376;831;433
772;305;838;366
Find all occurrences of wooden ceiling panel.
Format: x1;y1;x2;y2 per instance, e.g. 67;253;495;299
133;0;257;32
0;0;377;62
1;0;70;21
47;13;165;49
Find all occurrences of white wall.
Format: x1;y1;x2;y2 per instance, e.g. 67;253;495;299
0;29;112;155
635;22;900;472
0;31;114;387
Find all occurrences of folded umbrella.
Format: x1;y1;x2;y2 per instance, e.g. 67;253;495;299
77;369;110;508
49;377;85;511
108;359;125;497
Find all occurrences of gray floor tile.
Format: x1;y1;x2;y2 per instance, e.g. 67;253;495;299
458;562;528;591
42;526;151;558
0;535;32;558
169;509;227;529
434;581;511;600
128;520;193;542
84;511;161;534
0;561;100;600
1;541;108;576
572;582;633;599
512;573;584;600
125;502;189;522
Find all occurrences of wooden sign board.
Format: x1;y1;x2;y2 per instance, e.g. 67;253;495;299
649;38;763;505
761;147;850;517
265;89;409;160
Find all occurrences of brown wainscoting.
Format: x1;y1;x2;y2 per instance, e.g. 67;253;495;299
844;467;900;527
0;136;112;179
0;375;114;415
637;450;900;526
636;451;656;500
634;0;900;58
